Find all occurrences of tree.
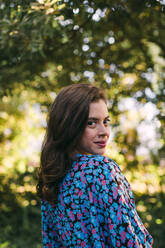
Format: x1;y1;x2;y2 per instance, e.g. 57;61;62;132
0;0;164;170
0;0;164;92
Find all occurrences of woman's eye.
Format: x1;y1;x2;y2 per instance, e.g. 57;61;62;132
87;121;96;127
104;119;111;125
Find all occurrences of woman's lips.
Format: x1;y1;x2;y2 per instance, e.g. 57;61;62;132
94;141;106;148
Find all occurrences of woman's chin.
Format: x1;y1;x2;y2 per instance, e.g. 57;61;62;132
92;149;105;156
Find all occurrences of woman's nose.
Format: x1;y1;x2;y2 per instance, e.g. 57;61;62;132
97;123;109;136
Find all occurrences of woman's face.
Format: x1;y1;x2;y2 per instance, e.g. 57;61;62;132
78;99;110;155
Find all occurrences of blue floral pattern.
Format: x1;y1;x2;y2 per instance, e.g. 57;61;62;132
41;154;153;247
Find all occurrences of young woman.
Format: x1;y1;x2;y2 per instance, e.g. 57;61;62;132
37;83;153;247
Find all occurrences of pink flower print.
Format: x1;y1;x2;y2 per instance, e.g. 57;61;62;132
101;180;106;186
109;224;114;230
81;224;88;234
59;213;64;218
128;239;133;247
117;207;122;221
100;173;105;179
108;219;114;230
68;211;75;221
92;228;96;235
113;186;118;199
81;163;87;169
109;196;112;204
71;172;74;177
82;241;86;247
89;191;93;203
71;202;76;209
102;243;105;248
99;198;103;205
79;190;83;196
121;231;126;242
81;175;86;184
93;196;97;204
77;212;82;220
116;241;121;247
127;224;134;233
68;181;71;186
70;222;73;228
62;233;65;239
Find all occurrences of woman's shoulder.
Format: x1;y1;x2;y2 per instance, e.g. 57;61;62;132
74;153;121;174
75;153;112;162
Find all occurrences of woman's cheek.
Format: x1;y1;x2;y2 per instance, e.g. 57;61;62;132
86;127;96;140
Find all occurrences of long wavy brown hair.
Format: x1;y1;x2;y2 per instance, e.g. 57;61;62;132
36;83;106;203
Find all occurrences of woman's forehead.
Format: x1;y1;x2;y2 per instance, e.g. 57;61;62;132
88;100;109;117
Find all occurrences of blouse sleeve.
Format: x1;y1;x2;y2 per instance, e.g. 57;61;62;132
94;157;153;247
41;200;62;248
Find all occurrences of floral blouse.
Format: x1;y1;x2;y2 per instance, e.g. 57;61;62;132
41;154;153;247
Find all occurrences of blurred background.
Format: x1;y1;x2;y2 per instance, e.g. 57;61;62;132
0;0;165;247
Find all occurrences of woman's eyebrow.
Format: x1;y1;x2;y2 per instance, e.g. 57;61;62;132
88;116;109;120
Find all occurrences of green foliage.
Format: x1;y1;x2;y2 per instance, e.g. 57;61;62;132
0;173;41;248
0;0;164;158
0;90;45;247
0;0;165;94
135;192;165;248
